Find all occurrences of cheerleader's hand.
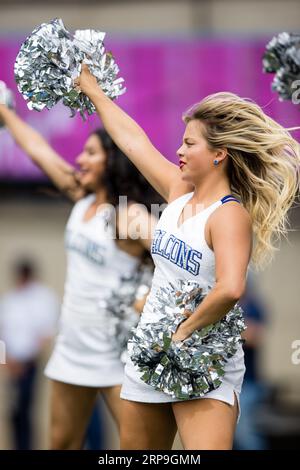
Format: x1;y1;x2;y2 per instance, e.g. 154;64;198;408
172;309;194;342
75;63;101;98
172;323;191;343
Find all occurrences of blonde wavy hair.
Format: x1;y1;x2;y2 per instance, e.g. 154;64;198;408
183;92;300;270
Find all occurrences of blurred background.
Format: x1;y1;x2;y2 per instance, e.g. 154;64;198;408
0;0;300;450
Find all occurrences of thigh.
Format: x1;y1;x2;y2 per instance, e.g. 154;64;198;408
49;379;99;449
120;400;177;450
172;395;238;450
100;385;122;430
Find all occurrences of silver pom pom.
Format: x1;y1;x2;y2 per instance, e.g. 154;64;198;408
263;32;300;101
14;18;125;119
129;280;246;400
101;264;153;363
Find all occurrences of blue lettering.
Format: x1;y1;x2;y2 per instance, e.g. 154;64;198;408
151;229;202;276
177;240;190;270
65;230;105;265
151;229;166;254
188;250;202;276
170;239;181;263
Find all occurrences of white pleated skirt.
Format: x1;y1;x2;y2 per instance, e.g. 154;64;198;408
45;312;124;388
120;343;245;420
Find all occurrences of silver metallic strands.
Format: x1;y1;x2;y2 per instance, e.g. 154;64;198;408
101;264;153;363
0;81;16;129
263;32;300;102
14;18;125;119
129;279;246;400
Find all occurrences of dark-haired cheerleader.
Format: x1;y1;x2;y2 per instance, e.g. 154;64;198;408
0;103;160;449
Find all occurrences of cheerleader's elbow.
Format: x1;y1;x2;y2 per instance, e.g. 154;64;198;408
217;281;246;302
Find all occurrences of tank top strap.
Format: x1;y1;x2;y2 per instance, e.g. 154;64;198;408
170;192;193;207
220;194;241;205
67;194;96;226
198;193;241;224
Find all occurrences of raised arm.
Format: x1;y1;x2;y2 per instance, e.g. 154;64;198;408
77;64;192;202
0;104;84;201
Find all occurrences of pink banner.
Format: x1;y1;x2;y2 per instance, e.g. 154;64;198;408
0;36;299;180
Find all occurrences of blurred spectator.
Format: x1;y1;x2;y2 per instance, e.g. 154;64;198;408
0;259;59;449
234;275;269;450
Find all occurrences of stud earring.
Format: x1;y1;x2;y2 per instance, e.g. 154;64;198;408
213;160;219;166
